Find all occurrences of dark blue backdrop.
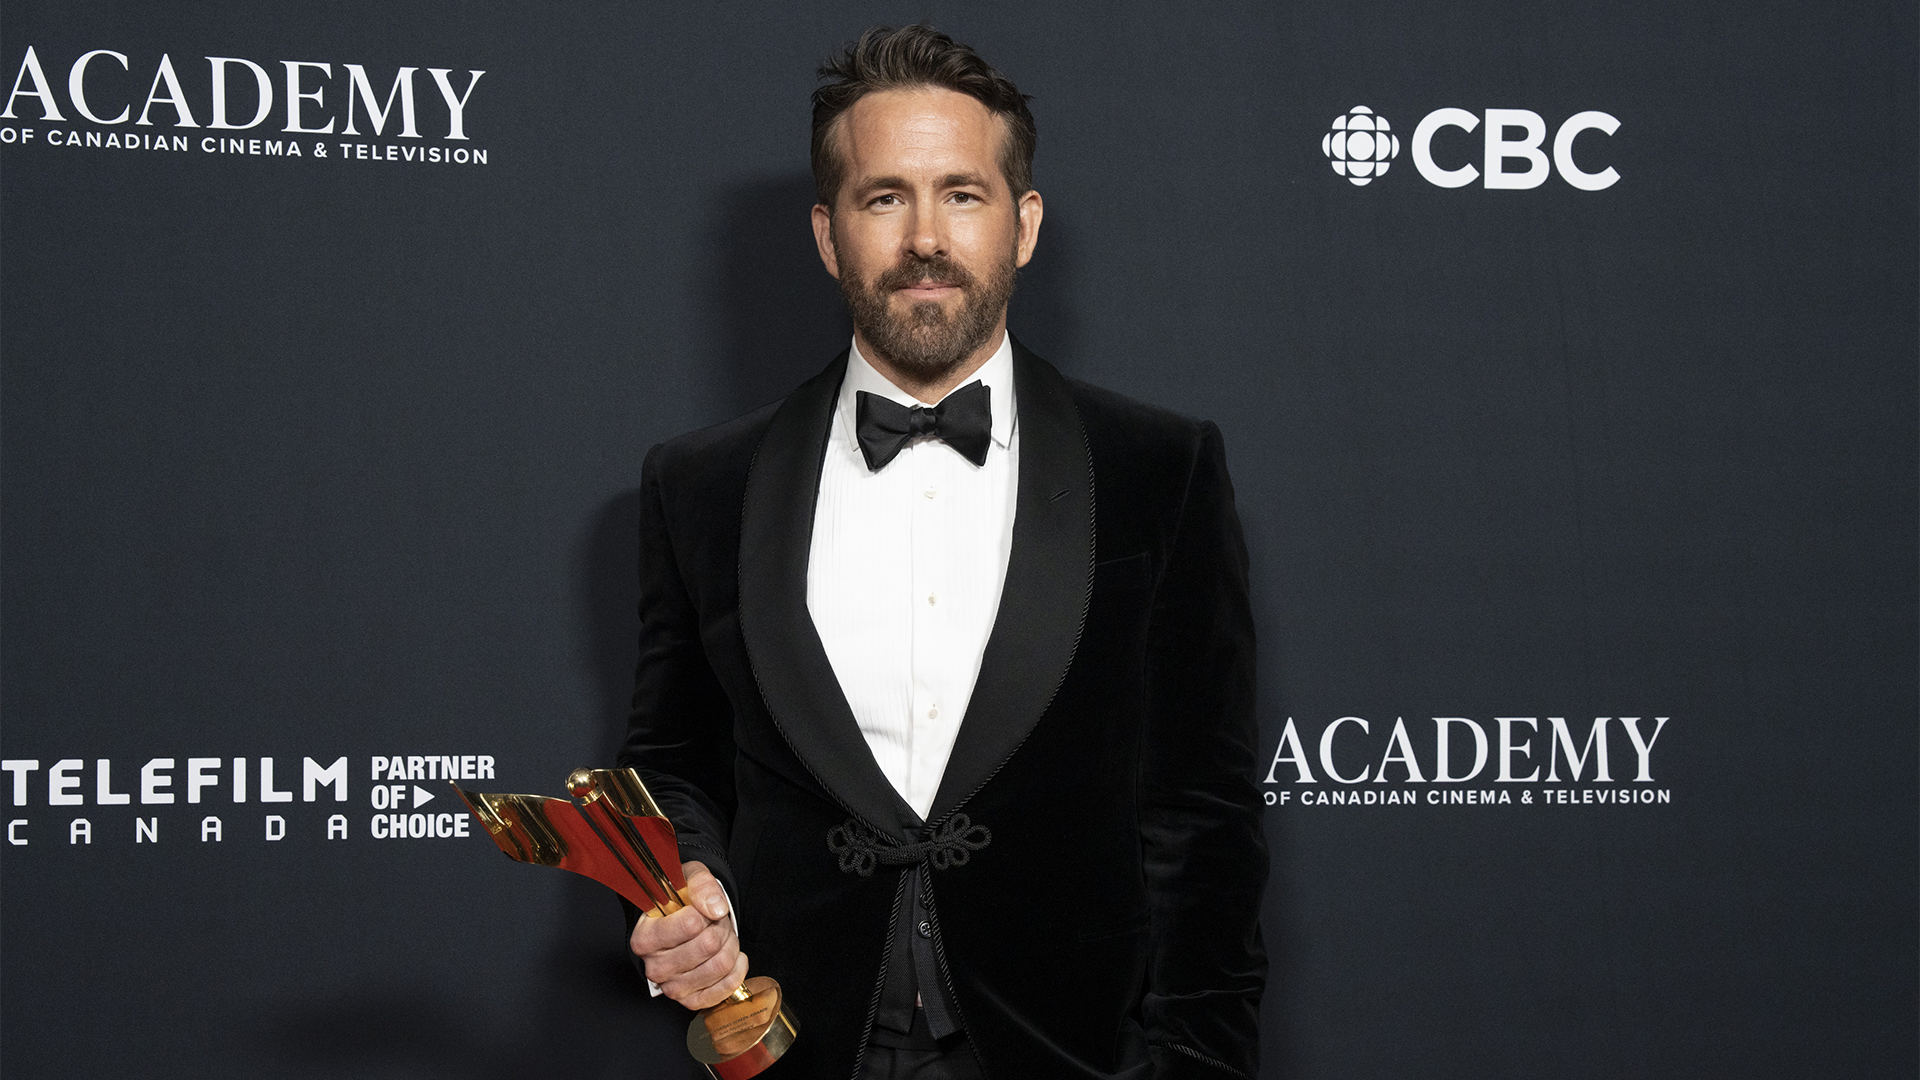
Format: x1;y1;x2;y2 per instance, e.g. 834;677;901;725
2;2;1913;1077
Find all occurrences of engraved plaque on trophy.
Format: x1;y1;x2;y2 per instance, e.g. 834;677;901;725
454;767;798;1079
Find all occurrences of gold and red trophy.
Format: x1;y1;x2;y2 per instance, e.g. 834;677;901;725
454;767;797;1078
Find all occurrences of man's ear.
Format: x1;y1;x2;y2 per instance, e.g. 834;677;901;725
811;203;841;280
1014;189;1044;269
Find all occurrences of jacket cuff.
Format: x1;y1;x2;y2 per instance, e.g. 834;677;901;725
1149;1041;1255;1080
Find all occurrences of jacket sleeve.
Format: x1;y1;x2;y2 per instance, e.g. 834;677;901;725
618;442;742;910
1139;422;1268;1080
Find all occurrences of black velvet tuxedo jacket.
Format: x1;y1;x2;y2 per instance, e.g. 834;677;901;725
620;341;1267;1079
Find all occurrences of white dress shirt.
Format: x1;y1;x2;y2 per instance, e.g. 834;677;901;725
806;334;1019;820
648;336;1014;998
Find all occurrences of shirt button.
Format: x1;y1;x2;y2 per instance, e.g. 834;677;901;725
917;919;933;938
927;593;937;605
923;488;936;499
928;705;939;719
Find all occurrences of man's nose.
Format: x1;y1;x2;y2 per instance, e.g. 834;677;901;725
905;204;946;259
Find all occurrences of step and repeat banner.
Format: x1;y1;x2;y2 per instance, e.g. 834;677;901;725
2;2;1913;1077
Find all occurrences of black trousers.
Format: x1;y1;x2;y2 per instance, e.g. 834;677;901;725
856;1038;985;1080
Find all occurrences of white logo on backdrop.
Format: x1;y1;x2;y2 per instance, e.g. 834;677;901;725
0;46;490;166
1321;106;1400;186
1324;106;1621;190
1259;715;1672;809
0;754;498;847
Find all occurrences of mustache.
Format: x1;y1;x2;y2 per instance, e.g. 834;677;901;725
874;254;979;294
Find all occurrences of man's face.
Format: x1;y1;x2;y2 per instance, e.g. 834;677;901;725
811;87;1043;383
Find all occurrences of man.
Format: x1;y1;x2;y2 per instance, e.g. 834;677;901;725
622;25;1266;1079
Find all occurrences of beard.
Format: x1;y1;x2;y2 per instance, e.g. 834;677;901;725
838;245;1018;381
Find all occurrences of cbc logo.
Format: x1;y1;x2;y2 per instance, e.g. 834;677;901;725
1322;106;1399;186
1322;106;1620;191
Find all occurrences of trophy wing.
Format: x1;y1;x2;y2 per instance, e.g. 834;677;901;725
453;785;670;912
629;814;689;893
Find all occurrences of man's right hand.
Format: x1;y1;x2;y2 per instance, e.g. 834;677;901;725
629;860;749;1010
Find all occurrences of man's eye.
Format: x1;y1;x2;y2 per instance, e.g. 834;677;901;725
870;194;901;207
950;192;978;204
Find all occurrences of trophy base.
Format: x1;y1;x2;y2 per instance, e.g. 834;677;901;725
687;976;799;1080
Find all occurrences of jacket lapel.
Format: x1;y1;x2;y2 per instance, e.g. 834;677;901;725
927;341;1094;822
738;351;924;841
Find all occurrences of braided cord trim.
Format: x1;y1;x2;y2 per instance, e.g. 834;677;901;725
825;814;992;876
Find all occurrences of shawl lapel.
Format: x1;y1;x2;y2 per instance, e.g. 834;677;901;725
738;351;924;841
927;342;1094;822
736;342;1094;839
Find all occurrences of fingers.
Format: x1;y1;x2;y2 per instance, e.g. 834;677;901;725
659;934;747;1010
675;948;751;1011
626;859;747;1009
628;861;730;958
683;861;731;921
629;900;710;957
650;913;734;978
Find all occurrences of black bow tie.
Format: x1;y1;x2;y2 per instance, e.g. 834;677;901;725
855;381;993;471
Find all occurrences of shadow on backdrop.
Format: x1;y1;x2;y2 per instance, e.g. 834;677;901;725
1234;505;1299;1079
582;488;647;760
266;488;694;1079
709;173;851;417
1008;207;1082;372
265;935;693;1080
257;493;691;1079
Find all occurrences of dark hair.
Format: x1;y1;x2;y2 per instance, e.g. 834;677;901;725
811;25;1037;209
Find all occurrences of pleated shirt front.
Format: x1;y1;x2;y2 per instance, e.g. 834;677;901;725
805;335;1019;820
